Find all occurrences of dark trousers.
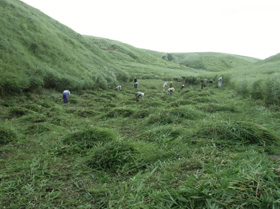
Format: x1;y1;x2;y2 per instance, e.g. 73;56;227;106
63;93;68;103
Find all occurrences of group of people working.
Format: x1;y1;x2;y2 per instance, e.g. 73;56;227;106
62;77;223;103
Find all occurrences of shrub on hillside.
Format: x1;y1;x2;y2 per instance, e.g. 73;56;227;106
63;127;117;151
25;123;50;135
95;75;108;89
263;77;280;105
198;103;237;113
43;71;59;89
142;125;187;143
87;140;137;172
0;126;17;145
148;108;203;125
183;76;200;85
116;70;129;82
0;72;29;95
8;107;30;117
236;80;249;96
250;79;264;100
133;109;151;118
196;121;278;146
106;108;134;118
169;107;203;120
26;76;44;92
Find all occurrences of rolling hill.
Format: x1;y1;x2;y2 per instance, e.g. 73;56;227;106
0;0;264;96
1;1;280;208
147;51;260;72
0;0;192;95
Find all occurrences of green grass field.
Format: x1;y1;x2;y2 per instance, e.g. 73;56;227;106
1;80;280;208
1;0;280;208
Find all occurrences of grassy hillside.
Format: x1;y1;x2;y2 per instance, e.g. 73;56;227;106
0;0;195;96
1;0;264;96
1;80;280;208
1;1;280;208
222;52;280;106
147;51;260;72
86;36;199;80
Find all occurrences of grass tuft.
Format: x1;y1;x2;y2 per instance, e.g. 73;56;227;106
197;121;278;146
0;126;17;145
87;140;137;172
62;127;117;151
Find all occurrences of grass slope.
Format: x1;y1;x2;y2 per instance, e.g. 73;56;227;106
1;0;263;97
147;51;260;72
222;52;280;106
1;80;280;208
0;0;195;96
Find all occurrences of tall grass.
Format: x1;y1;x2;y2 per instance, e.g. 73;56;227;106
1;79;280;208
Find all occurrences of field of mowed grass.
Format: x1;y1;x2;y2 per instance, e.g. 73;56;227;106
1;79;280;208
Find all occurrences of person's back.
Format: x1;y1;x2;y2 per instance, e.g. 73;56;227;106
167;87;175;95
134;82;138;88
218;77;223;87
135;92;144;101
63;90;70;103
163;82;168;92
116;85;121;90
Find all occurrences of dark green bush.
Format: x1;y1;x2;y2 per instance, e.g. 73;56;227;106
20;113;47;123
148;107;203;124
197;121;278;146
26;76;44;92
263;78;280;106
250;79;264;100
75;108;100;117
106;108;134;118
198;103;237;113
8;107;30;117
63;127;117;151
142;125;185;142
183;76;200;85
25;123;50;135
87;140;137;172
133;109;151;118
169;107;204;120
0;126;17;145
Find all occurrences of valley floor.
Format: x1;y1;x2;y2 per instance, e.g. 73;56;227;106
1;79;280;208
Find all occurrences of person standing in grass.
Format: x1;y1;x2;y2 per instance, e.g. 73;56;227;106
170;81;173;88
181;84;185;90
218;77;223;88
201;80;204;89
163;82;168;92
134;77;138;88
63;90;70;103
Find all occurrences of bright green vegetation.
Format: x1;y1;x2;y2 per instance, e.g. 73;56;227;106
1;81;280;208
1;0;280;208
0;0;263;96
0;0;195;96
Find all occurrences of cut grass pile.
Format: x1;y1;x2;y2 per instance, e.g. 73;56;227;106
1;80;280;208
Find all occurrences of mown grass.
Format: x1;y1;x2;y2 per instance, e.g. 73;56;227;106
1;79;280;208
2;1;280;208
